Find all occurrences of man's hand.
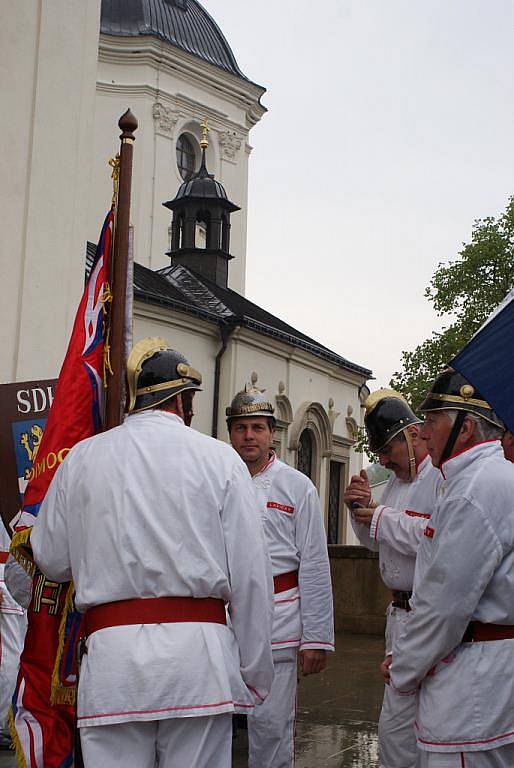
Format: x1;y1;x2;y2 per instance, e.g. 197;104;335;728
352;505;377;527
380;654;392;684
299;649;327;676
343;469;372;508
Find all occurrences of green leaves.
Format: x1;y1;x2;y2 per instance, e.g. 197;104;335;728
390;195;514;410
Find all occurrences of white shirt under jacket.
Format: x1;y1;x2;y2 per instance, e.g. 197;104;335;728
31;411;274;728
251;453;334;653
351;456;442;593
391;441;514;753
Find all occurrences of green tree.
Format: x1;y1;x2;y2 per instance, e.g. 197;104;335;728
390;195;514;409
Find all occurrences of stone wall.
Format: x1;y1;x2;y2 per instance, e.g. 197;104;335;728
329;545;390;635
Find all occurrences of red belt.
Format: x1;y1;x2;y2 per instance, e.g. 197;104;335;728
462;621;514;643
0;552;9;564
84;596;226;637
273;570;298;594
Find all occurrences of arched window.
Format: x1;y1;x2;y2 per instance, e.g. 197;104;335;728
297;429;314;480
176;134;197;180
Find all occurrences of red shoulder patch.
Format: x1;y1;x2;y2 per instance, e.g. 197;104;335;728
424;526;435;539
405;509;431;520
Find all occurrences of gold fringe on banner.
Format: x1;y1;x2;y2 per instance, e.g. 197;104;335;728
9;707;28;768
50;582;77;706
9;528;36;577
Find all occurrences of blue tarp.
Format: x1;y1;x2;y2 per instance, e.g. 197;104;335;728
452;290;514;433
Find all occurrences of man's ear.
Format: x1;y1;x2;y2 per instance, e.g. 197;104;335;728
406;425;420;442
460;415;476;441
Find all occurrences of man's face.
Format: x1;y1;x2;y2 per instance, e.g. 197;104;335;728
229;416;274;467
420;411;453;467
376;434;411;482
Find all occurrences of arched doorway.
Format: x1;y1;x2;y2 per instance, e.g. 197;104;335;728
297;429;314;480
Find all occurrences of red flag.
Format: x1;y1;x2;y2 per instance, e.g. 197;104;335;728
10;210;114;768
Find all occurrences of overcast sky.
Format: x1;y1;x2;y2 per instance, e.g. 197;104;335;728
203;0;513;387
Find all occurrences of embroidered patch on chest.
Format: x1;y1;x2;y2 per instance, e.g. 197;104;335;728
405;509;431;519
424;526;435;538
267;501;295;514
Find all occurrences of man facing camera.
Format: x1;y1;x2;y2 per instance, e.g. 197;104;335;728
31;338;274;768
227;384;334;768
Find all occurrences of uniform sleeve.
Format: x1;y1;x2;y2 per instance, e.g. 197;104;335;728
297;484;335;651
349;513;379;552
31;461;73;583
221;460;274;704
390;497;502;693
370;506;430;556
4;556;32;609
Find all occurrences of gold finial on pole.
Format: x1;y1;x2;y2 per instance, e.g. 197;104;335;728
200;117;210;149
109;154;121;209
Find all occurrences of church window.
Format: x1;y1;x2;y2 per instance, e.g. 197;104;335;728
176;134;197;180
297;429;314;480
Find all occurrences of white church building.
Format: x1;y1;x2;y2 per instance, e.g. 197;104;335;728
2;0;371;544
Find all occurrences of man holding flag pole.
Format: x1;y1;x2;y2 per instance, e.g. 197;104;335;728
6;109;138;768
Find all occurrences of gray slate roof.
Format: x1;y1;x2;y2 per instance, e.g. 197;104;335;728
101;0;249;81
85;245;371;376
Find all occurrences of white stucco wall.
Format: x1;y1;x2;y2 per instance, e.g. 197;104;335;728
88;37;265;297
0;0;101;383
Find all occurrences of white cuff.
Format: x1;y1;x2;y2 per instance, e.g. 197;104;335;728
370;505;386;542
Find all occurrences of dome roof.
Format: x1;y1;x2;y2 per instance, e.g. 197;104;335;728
101;0;248;80
164;152;240;212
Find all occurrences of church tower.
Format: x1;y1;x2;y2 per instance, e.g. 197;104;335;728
164;120;239;288
90;0;266;295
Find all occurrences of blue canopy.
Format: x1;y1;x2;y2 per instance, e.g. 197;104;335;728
452;289;514;433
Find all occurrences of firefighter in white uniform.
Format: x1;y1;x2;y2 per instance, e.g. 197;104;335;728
226;385;334;768
390;369;514;767
344;390;441;768
30;338;274;768
0;523;26;748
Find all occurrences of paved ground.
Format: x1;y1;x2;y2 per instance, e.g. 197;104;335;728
233;632;383;768
0;633;384;767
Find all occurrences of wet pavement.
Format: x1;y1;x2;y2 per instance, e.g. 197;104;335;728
233;632;384;767
0;633;384;767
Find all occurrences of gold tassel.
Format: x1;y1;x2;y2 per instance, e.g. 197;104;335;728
8;707;28;768
50;582;77;706
9;529;36;577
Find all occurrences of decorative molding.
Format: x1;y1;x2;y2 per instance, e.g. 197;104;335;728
289;401;333;457
328;398;340;431
345;404;359;442
219;130;242;161
152;102;180;136
275;382;293;424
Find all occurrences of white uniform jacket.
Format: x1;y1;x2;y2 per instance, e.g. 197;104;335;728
251;453;334;652
0;526;25;619
351;456;442;592
31;411;274;728
391;441;514;753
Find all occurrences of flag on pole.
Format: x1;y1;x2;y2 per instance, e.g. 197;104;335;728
451;288;514;433
9;209;114;768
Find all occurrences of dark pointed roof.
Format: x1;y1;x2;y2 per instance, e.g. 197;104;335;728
100;0;249;81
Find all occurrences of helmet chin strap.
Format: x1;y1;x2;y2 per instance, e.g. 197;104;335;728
404;429;417;482
438;410;466;468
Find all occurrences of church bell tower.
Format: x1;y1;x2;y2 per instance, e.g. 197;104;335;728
163;120;240;288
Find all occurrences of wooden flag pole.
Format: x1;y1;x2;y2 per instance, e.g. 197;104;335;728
105;109;138;430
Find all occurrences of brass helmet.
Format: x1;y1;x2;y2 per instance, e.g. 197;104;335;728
419;368;503;466
364;389;422;481
127;337;202;414
419;368;503;428
364;389;421;452
226;385;275;427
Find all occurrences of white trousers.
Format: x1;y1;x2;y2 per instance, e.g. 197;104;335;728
419;743;514;767
80;714;232;768
248;646;297;768
379;605;420;768
0;610;26;737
